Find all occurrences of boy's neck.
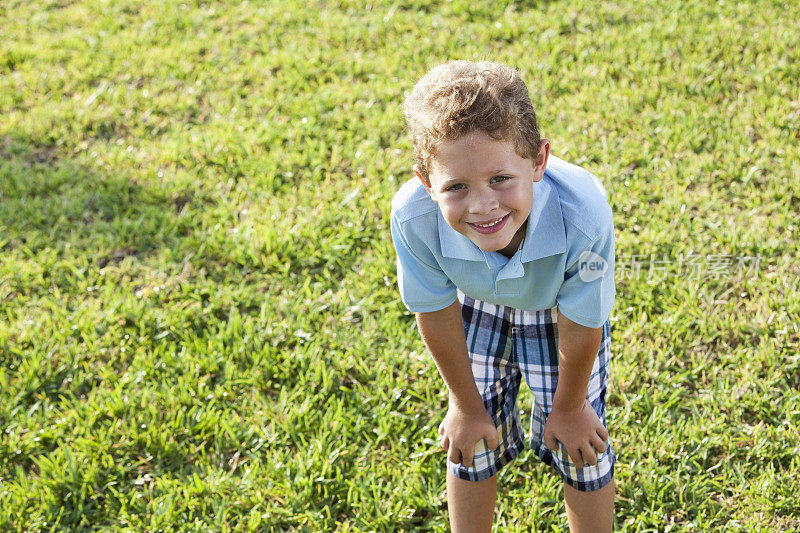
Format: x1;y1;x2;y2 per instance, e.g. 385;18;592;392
497;217;528;259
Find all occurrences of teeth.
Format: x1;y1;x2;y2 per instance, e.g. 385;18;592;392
474;216;504;228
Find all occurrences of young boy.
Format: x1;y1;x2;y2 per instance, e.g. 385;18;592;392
390;60;617;532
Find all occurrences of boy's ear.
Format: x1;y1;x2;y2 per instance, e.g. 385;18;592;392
532;138;551;183
414;168;437;201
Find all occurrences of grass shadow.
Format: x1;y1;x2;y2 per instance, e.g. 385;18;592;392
0;133;196;267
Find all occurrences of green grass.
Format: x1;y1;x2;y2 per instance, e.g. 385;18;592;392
1;0;799;530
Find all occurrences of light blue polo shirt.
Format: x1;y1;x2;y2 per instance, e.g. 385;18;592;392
389;155;615;328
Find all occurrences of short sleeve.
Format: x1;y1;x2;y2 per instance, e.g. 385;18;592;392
390;213;457;313
556;217;616;328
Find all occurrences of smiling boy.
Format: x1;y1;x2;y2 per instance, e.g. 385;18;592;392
390;61;616;532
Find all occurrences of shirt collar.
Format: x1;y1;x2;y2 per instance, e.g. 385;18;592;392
438;174;567;264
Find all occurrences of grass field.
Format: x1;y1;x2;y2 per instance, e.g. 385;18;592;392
1;0;799;530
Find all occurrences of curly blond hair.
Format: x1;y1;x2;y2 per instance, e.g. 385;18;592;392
403;60;542;182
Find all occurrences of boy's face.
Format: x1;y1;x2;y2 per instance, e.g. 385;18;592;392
419;130;549;258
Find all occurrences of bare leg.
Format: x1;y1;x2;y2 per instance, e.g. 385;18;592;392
445;470;497;533
563;478;615;533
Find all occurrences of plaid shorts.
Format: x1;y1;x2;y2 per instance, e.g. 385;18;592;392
446;289;615;492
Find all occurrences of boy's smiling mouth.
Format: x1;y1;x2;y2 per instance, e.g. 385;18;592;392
466;213;510;234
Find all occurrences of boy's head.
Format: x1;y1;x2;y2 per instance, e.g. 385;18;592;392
404;60;549;258
403;60;543;184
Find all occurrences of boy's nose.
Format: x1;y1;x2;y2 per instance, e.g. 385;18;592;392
469;194;499;215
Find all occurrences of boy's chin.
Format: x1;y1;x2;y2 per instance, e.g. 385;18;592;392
459;227;515;254
468;233;523;257
470;238;512;253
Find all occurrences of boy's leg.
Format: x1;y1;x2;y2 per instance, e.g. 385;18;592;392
516;309;616;530
563;478;615;533
446;470;497;533
443;290;525;532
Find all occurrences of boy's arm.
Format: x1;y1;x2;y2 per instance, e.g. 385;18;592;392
552;312;603;411
415;299;484;414
543;312;609;466
416;299;499;467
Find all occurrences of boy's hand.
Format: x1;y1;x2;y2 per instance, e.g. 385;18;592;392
543;399;609;467
438;402;500;468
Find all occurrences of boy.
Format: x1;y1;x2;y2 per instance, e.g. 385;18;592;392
390;60;617;532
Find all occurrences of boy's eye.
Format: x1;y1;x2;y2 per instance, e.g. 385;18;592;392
492;175;511;183
446;184;465;191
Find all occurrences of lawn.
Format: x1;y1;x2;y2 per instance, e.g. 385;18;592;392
1;0;799;530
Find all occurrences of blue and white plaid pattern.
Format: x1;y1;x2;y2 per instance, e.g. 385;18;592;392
446;289;615;492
